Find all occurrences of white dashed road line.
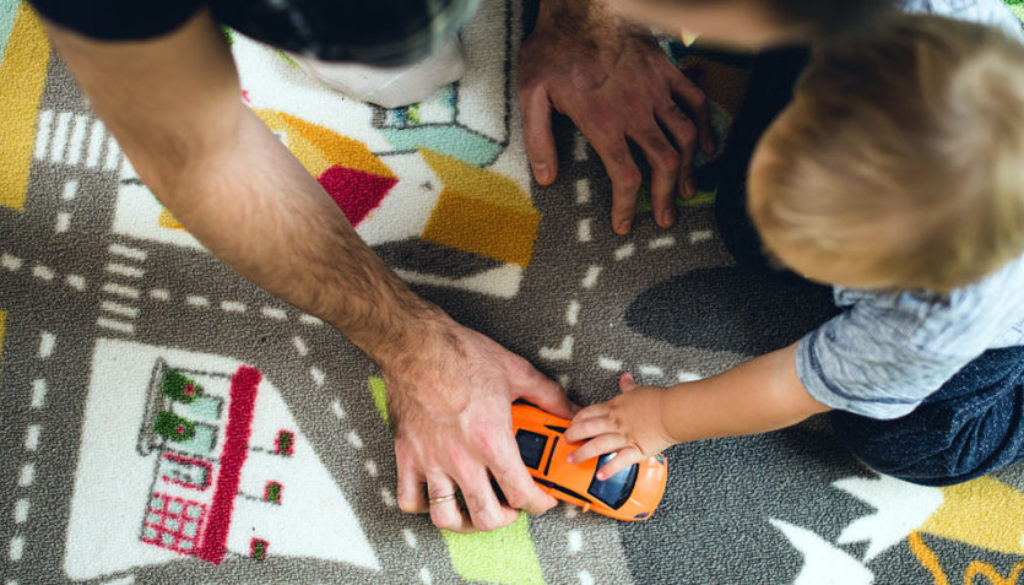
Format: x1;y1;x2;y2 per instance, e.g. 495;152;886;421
108;243;147;261
30;379;47;409
261;306;288;320
614;243;635;261
101;283;140;299
577;219;593;243
330;399;346;419
13;500;29;525
97;317;135;334
309;366;325;388
38;332;55;359
32;265;55;281
185;295;210;307
1;253;24;271
540;336;574;361
647;236;676;249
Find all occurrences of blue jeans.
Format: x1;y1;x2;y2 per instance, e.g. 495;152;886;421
831;346;1024;486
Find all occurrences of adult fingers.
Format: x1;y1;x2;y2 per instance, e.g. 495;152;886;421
427;475;473;533
489;449;558;516
395;445;429;514
668;70;714;155
454;467;521;532
655;100;698;200
631;120;681;228
520;85;559;186
516;369;580;419
591;136;643;235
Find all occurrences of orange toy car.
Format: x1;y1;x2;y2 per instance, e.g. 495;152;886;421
511;401;668;521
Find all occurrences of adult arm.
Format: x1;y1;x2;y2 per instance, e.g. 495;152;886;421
566;343;831;478
519;0;714;235
43;8;576;532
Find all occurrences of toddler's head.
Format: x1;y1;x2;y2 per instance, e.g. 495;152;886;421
749;15;1024;292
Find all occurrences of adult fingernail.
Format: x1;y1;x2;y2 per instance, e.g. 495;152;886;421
685;178;697;198
660;209;675;227
533;162;550;184
624;372;635;383
617;219;632;234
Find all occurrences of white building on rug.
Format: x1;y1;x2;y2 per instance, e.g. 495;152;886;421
64;339;379;581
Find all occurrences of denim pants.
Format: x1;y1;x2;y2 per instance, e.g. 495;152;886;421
716;47;1024;486
831;347;1024;486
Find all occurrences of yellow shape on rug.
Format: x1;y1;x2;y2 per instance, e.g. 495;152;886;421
158;207;186;230
256;109;394;179
420;149;540;267
0;3;49;211
921;477;1024;555
256;109;333;177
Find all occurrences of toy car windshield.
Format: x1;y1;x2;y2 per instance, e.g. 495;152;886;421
587;453;639;510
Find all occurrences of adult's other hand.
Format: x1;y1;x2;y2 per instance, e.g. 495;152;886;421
519;0;714;234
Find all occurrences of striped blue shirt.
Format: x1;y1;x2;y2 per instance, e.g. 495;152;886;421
797;252;1024;419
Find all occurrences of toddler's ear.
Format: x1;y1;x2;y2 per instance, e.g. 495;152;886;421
619;372;638;393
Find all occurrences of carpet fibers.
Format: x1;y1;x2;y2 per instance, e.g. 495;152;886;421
3;0;1024;583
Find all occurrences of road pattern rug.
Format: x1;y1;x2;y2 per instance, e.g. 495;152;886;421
3;0;1024;583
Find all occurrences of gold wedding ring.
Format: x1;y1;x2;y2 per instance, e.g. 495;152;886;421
428;493;457;505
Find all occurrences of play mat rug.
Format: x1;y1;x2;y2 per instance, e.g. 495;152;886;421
2;0;1024;583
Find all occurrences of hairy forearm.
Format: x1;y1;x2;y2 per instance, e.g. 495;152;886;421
44;11;450;367
660;344;831;443
536;0;646;36
153;106;450;364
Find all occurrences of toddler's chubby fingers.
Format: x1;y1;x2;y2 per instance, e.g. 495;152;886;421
567;433;629;465
619;372;639;392
596;447;643;481
564;413;612;443
568;403;609;427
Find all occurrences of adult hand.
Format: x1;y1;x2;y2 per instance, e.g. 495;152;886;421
565;373;675;480
519;0;715;235
386;320;579;532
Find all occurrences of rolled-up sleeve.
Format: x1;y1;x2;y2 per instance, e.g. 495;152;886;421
795;295;977;420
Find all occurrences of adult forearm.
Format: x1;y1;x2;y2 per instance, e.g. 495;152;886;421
536;0;640;36
147;106;449;365
44;11;448;367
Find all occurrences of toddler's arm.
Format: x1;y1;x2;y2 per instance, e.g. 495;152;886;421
566;342;831;479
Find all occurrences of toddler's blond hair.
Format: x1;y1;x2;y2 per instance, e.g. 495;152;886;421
750;14;1024;292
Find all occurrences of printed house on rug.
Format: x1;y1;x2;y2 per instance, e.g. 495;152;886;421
64;340;378;582
137;364;274;563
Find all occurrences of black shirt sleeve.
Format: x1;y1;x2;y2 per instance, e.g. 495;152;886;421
28;0;205;40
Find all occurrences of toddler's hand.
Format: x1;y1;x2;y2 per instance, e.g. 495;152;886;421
565;373;675;480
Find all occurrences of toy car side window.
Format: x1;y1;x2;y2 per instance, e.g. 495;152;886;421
515;429;548;470
587;453;639;509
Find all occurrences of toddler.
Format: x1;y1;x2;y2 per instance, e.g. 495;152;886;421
567;14;1024;487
